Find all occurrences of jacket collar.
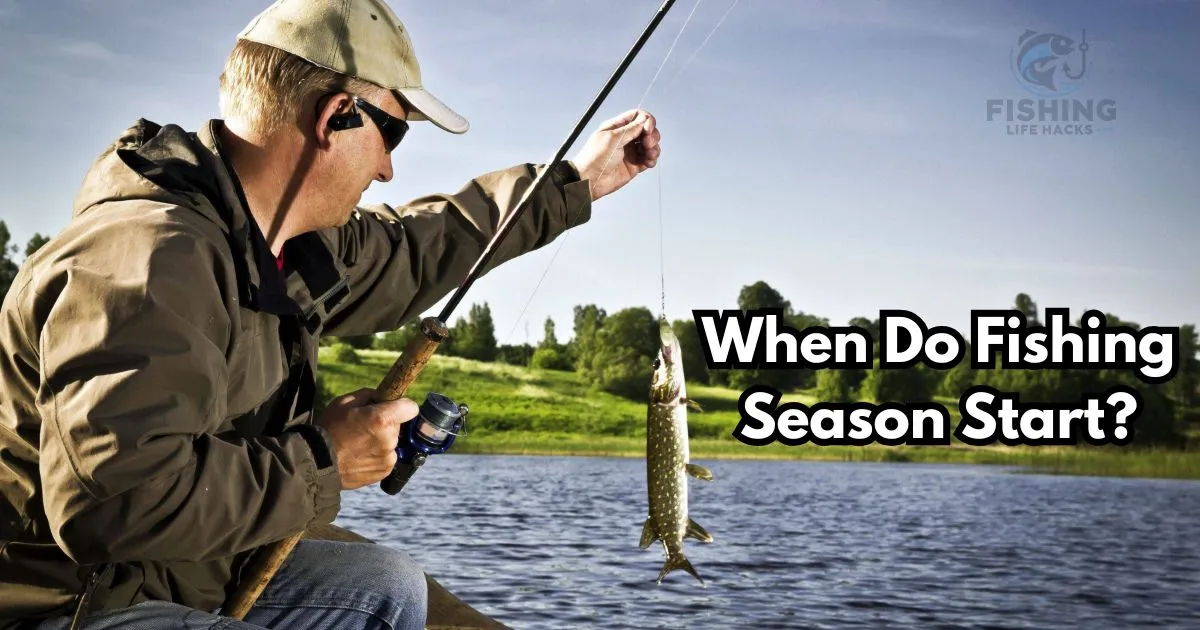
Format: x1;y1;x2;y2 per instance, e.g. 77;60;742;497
196;120;350;327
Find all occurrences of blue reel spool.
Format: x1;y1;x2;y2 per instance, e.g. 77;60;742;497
381;392;468;495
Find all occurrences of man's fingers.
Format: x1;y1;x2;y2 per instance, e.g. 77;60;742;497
640;127;661;151
644;143;661;167
600;108;645;131
376;397;419;430
640;111;656;134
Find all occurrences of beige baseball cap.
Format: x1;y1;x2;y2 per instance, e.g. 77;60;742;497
237;0;469;134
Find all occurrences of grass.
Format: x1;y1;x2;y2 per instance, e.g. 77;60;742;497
317;348;1200;481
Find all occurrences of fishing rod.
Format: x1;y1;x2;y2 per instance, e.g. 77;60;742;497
221;0;678;619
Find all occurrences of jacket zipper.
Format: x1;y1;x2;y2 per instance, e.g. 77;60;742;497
301;276;349;321
69;564;112;630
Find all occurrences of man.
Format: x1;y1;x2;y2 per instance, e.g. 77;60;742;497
0;0;661;628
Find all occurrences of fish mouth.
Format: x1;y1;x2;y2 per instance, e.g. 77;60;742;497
658;320;678;365
659;319;675;345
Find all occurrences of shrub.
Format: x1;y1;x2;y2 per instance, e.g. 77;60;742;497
331;343;360;364
814;369;852;403
531;347;571;371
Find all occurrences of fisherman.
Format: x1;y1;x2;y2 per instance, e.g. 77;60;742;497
0;0;660;628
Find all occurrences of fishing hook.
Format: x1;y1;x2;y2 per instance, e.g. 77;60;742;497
1064;29;1088;80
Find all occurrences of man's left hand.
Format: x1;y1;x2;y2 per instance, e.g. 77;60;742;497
571;109;661;201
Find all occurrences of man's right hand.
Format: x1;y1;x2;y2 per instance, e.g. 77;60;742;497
315;388;419;490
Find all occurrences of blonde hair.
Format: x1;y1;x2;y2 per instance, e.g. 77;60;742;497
218;39;381;137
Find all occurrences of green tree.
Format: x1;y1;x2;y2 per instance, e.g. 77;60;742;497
531;346;571;371
450;302;497;361
1169;324;1198;407
494;343;531;365
671;318;709;386
588;306;659;399
529;316;571;370
848;316;881;342
728;280;809;392
814;369;851;403
860;360;937;403
331;342;361;364
1014;292;1040;326
1068;368;1185;447
737;280;792;316
540;316;559;348
376;320;421;352
0;221;19;300
570;304;606;378
936;357;977;398
339;334;376;349
834;317;881;396
24;233;50;258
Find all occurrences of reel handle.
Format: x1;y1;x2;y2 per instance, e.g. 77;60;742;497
382;453;427;496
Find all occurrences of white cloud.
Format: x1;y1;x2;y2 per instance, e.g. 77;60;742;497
60;40;117;62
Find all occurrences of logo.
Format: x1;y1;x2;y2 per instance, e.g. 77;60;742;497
1011;29;1088;97
986;28;1116;137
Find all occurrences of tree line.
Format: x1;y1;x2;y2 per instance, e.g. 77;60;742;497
0;221;50;299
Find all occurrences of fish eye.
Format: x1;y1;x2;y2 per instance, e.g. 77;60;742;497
652;358;661;370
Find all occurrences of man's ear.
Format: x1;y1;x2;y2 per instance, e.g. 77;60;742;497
314;93;361;149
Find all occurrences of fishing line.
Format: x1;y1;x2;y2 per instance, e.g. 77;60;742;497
653;0;739;323
657;162;666;317
506;0;744;343
659;0;741;98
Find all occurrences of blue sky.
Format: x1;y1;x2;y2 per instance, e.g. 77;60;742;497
0;0;1196;346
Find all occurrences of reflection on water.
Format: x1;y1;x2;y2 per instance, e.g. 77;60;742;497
336;454;1200;629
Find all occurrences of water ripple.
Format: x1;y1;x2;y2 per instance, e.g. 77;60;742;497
335;455;1200;629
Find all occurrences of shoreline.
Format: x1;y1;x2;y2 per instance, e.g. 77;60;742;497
447;433;1200;480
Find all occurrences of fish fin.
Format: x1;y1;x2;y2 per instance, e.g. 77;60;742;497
686;518;714;543
657;552;705;586
639;518;658;550
682;398;704;412
686;463;713;481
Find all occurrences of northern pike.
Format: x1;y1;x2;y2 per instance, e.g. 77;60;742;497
641;318;713;585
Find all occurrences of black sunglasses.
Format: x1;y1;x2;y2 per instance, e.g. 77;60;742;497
354;96;409;152
327;95;409;152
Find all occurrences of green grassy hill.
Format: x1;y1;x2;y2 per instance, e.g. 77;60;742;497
317;348;1200;480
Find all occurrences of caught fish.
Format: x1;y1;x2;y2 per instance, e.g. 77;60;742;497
641;318;713;585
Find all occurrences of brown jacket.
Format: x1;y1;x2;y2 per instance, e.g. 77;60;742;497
0;118;591;624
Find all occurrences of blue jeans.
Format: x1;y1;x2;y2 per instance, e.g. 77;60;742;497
36;541;428;629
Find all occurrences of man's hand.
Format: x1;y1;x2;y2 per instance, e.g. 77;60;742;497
571;108;661;201
315;388;418;490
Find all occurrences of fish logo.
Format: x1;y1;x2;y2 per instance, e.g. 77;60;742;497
1011;29;1090;96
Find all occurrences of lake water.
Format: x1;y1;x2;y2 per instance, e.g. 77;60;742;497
335;454;1200;629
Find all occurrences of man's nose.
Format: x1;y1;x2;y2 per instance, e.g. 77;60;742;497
376;153;394;183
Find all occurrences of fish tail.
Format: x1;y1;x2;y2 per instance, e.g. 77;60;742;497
656;552;705;586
